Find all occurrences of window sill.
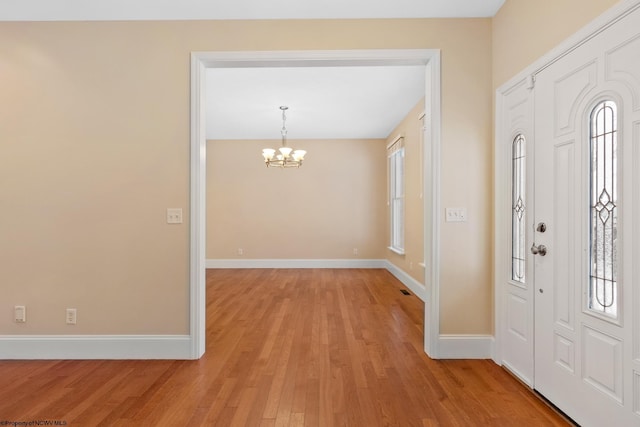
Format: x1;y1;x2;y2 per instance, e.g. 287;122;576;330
387;246;405;255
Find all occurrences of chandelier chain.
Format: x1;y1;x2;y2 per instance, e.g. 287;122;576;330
281;107;287;142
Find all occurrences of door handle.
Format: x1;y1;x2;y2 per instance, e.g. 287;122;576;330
531;243;547;256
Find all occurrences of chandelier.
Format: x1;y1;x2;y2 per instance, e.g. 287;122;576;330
262;106;306;168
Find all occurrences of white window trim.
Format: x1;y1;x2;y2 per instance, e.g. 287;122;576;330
388;245;405;255
388;136;405;254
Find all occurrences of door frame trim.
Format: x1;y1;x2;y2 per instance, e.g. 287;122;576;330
190;49;442;359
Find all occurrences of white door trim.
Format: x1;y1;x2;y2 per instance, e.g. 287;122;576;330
494;0;640;370
189;49;442;359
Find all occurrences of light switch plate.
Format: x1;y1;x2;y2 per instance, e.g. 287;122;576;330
14;305;26;323
445;208;467;222
167;208;183;224
66;308;77;325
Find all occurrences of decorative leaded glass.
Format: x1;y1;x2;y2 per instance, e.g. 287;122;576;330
512;134;526;283
589;101;618;317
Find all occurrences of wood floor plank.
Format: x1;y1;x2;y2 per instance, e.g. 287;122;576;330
0;269;571;426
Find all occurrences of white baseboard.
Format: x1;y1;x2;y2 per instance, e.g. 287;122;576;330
2;263;490;360
383;260;427;302
0;335;193;360
207;258;427;301
436;334;495;359
206;258;387;269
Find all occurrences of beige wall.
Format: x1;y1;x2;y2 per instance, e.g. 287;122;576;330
385;100;425;285
207;139;386;259
492;0;620;89
0;18;493;336
439;29;494;334
0;22;191;335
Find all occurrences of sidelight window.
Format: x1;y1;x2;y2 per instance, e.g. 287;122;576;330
512;134;526;283
589;101;618;318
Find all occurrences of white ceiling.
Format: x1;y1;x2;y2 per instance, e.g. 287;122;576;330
0;0;506;21
2;0;505;141
207;65;426;140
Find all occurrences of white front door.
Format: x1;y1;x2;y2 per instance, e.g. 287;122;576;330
532;6;640;426
498;77;535;386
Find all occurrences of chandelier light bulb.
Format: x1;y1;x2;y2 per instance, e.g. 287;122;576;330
279;147;293;158
292;150;306;161
262;148;276;161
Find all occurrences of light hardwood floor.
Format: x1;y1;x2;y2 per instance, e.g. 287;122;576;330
0;269;570;426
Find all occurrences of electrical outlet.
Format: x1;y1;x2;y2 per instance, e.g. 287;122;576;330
66;308;77;325
166;208;183;224
14;305;26;323
353;248;358;255
237;248;244;256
